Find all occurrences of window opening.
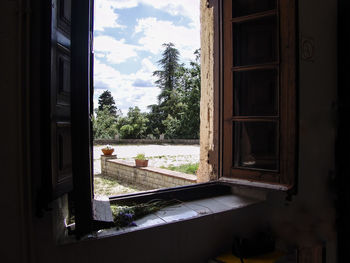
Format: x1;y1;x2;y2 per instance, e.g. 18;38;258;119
92;0;203;198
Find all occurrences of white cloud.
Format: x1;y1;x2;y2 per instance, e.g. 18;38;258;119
135;17;200;61
94;59;159;114
93;0;200;113
94;0;126;31
140;0;200;30
106;0;200;30
94;35;140;64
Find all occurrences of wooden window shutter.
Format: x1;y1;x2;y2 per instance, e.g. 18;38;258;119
50;0;74;198
221;0;297;189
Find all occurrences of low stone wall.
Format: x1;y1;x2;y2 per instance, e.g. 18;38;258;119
94;139;199;145
101;155;197;189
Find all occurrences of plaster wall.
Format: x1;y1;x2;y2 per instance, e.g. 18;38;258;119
197;0;215;182
197;0;338;260
0;0;339;262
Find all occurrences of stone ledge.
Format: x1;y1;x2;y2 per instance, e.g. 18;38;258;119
102;159;197;189
108;159;197;182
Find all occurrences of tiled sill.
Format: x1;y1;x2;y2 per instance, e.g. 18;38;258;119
89;194;264;239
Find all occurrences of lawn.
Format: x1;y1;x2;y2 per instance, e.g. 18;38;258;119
160;163;199;175
94;174;147;197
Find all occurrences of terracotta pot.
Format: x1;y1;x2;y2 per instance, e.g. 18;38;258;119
102;148;114;155
135;159;148;167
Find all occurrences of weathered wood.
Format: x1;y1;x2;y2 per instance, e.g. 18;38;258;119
222;0;233;178
231;9;277;23
109;182;232;206
221;0;296;189
50;0;73;199
279;0;297;187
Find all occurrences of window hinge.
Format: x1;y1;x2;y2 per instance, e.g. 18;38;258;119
206;0;214;8
208;150;217;174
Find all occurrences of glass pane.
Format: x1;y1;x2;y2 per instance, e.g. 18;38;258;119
233;121;278;170
233;16;277;66
234;69;278;116
232;0;276;18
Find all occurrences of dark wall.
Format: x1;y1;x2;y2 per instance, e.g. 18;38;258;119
0;0;339;262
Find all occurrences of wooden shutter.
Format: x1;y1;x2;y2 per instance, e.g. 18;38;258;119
50;0;73;198
222;0;296;187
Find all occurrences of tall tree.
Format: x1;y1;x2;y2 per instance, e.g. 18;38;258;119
153;43;181;119
177;49;201;138
98;90;118;117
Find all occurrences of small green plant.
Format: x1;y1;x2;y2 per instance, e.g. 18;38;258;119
135;153;146;160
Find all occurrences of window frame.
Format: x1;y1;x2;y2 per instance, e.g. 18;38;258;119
67;0;297;237
219;0;298;189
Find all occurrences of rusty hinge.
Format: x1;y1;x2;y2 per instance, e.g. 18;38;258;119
207;0;214;8
208;150;217;174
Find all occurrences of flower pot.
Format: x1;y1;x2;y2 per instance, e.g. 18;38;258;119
102;148;114;155
135;159;148;167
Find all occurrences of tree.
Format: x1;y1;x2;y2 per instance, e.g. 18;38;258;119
153;43;181;119
117;107;149;139
98;90;119;117
93;105;118;139
176;49;201;139
149;46;201;139
146;104;164;137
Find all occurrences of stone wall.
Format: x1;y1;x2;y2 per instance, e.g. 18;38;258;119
101;155;197;190
94;139;199;145
197;0;216;182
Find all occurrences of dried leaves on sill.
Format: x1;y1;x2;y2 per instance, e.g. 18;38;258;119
110;199;180;229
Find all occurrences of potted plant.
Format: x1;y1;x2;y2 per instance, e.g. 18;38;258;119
134;153;148;167
101;145;114;155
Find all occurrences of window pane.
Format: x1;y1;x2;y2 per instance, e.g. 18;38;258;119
233;16;277;66
233;121;278;170
234;69;278;116
232;0;276;18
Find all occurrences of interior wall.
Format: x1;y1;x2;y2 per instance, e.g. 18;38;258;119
198;0;338;260
0;0;339;262
266;0;338;260
0;0;32;262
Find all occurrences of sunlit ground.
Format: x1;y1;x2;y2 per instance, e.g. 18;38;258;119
93;144;200;196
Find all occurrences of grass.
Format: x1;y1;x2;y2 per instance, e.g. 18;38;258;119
160;163;199;175
94;174;147;196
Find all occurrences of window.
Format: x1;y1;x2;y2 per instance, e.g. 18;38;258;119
43;0;297;237
220;0;297;188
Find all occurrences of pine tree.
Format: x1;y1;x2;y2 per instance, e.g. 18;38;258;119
98;90;118;117
153;43;181;119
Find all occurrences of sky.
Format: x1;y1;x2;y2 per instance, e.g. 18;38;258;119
93;0;200;115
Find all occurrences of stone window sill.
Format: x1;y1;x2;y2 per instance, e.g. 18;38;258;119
83;193;265;240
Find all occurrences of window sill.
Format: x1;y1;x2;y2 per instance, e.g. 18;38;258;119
219;177;292;192
84;193;264;240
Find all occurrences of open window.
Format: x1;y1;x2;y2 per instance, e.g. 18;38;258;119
43;0;297;237
220;0;297;188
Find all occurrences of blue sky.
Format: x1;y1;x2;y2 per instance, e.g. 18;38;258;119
93;0;200;115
